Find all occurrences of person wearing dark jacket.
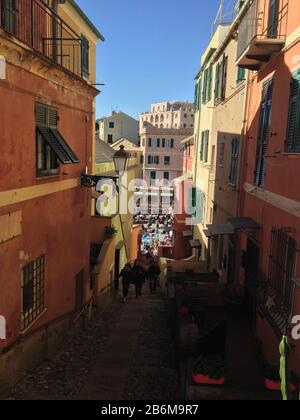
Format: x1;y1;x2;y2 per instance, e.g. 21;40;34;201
119;263;132;303
132;260;146;298
148;260;161;294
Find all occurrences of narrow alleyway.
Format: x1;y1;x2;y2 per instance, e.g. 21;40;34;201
3;287;179;400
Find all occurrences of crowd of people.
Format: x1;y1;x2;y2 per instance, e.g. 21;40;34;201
134;213;175;260
119;259;161;303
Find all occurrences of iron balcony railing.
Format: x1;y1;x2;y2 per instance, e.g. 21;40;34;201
237;0;288;60
0;0;83;78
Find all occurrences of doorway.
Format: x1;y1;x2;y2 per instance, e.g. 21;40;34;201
244;238;260;330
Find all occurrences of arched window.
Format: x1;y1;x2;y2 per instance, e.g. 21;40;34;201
150;116;154;123
160;124;164;128
161;114;164;121
155;115;159;122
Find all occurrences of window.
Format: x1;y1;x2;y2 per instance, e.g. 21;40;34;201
148;156;159;165
108;134;113;144
215;56;228;103
268;0;279;38
211;145;216;168
207;64;213;102
163;172;170;181
221;54;228;100
183;124;187;128
75;270;84;311
229;138;240;185
237;67;246;84
266;228;297;333
200;131;209;162
35;103;79;177
21;256;45;331
140;155;144;165
164;156;171;166
1;0;17;34
188;188;205;224
202;68;208;104
81;34;90;78
254;79;273;187
150;171;156;180
285;69;300;153
218;143;225;165
214;63;221;102
184;114;187;118
109;122;115;129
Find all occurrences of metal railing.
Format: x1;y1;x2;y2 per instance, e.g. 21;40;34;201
0;0;82;78
237;0;288;60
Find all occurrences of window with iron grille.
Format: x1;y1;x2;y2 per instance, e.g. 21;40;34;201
229;138;240;185
254;78;273;188
285;69;300;153
21;256;45;331
75;270;84;311
268;228;296;318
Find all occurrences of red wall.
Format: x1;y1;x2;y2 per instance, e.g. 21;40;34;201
0;62;96;350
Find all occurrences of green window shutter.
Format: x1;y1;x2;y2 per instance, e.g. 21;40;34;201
202;69;208;104
35;103;47;128
221;55;228;100
194;84;198;110
207;64;213;101
254;79;274;187
268;0;279;38
229;138;240;185
285;70;300;153
204;131;209;162
81;35;90;78
237;67;246;84
214;63;220;101
200;132;204;160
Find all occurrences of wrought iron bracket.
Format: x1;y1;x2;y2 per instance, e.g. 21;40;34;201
81;174;119;193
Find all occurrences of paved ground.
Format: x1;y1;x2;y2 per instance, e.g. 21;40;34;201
3;286;179;400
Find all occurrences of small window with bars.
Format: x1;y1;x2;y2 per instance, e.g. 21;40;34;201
229;138;240;185
268;228;297;317
21;256;45;331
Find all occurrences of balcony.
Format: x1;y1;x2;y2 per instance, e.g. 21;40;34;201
0;0;83;78
236;0;288;70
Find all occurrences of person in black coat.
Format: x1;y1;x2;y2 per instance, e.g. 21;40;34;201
132;260;146;298
119;263;132;303
148;260;161;294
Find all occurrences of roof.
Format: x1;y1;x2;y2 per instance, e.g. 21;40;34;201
97;111;139;123
112;138;143;152
95;139;114;164
68;0;105;41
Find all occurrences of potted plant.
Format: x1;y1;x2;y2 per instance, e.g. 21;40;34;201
105;226;117;239
192;354;225;386
263;363;297;392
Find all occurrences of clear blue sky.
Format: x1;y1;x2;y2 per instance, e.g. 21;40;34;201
75;0;235;120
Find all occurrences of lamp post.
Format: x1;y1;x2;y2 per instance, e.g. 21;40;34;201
113;145;129;175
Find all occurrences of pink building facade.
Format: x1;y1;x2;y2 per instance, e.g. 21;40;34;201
140;124;194;185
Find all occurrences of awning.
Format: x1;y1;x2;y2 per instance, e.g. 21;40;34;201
37;127;79;164
205;224;235;237
189;239;202;249
183;230;193;237
228;217;260;231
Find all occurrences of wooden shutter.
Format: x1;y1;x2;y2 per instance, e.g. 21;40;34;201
221;55;228;100
229;138;240;185
285;71;300;153
268;0;279;38
202;68;208;103
254;79;273;187
214;63;220;101
208;64;213;101
81;35;90;77
204;131;209;162
200;132;204;160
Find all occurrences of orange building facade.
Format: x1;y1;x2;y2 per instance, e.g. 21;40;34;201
237;0;300;375
0;0;103;390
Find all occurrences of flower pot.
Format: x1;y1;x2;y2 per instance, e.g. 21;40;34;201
192;374;225;386
264;378;297;392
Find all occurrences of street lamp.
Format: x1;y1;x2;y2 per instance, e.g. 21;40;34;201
113;145;129;174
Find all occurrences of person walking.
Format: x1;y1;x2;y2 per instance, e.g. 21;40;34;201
132;260;146;298
119;263;132;303
148;260;161;294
